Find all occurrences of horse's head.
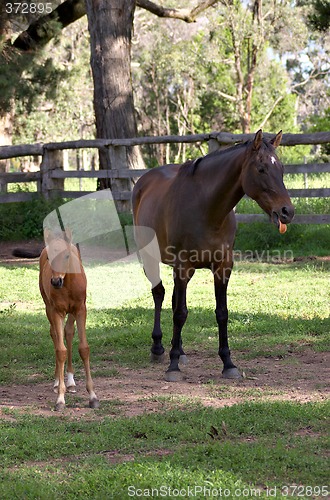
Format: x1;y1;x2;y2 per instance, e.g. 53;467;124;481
241;130;294;232
44;228;77;289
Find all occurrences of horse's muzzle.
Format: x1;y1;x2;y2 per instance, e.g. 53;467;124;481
272;205;294;225
51;277;64;289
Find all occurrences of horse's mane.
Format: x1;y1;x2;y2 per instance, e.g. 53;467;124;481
179;140;250;176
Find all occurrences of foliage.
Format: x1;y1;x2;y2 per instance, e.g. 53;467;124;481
1;17;94;144
0;197;63;240
0;1;329;166
307;107;330;157
12;18;94;144
299;0;330;31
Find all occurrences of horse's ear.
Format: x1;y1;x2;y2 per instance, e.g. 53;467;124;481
64;228;73;243
44;228;52;245
270;130;282;148
253;129;263;151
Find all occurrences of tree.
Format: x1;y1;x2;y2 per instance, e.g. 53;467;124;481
2;0;329;174
2;0;219;179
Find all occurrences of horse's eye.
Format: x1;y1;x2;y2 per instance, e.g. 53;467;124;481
257;165;267;174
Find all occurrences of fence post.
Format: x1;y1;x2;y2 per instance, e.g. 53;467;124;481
40;149;64;199
208;138;221;153
108;145;131;213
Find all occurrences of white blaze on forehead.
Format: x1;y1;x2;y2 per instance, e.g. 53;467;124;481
270;156;277;164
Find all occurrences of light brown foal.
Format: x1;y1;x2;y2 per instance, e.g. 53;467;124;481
39;228;99;411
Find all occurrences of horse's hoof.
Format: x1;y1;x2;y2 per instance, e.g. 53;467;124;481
150;352;166;363
222;367;242;379
89;398;100;409
66;385;77;393
164;370;183;382
55;402;65;411
179;354;188;365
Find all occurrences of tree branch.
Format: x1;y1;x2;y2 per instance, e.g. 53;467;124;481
10;0;219;51
258;95;284;129
218;90;236;102
291;68;330;92
12;0;85;51
136;0;219;23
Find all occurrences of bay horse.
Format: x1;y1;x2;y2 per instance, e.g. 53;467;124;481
39;228;99;410
132;130;294;381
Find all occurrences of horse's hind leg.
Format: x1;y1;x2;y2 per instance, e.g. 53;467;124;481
150;280;166;362
65;314;76;392
172;287;188;365
75;306;99;408
143;258;165;362
165;267;194;382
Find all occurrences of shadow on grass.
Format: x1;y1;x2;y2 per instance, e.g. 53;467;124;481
0;302;328;385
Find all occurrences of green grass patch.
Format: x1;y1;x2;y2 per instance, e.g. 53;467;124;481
0;401;328;499
0;259;329;384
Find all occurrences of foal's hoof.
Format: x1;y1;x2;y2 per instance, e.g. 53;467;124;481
164;370;184;382
89;398;100;409
222;367;242;379
55;402;65;411
179;354;188;365
150;352;166;363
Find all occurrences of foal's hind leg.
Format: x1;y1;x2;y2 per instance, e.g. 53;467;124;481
75;305;99;408
65;314;76;393
48;311;67;410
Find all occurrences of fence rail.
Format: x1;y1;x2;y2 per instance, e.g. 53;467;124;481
0;132;329;224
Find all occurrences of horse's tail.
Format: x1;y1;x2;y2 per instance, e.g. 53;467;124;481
12;248;42;258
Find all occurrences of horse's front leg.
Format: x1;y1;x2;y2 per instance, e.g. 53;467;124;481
64;314;76;393
49;312;68;410
165;267;193;382
75;305;99;409
213;262;241;379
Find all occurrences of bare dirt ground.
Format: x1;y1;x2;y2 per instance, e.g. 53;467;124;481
0;241;329;419
1;349;329;420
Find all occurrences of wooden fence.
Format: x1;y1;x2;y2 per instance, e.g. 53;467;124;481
0;131;329;224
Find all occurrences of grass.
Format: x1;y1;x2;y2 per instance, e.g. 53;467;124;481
0;259;329;383
0;402;328;498
0;261;330;383
0;257;329;498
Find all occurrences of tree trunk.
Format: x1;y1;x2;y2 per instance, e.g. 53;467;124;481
85;0;144;200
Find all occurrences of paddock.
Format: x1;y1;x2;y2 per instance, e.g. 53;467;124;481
0;245;328;496
0;131;329;497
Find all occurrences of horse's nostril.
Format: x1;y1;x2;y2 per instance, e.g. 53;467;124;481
281;206;294;222
51;277;63;289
